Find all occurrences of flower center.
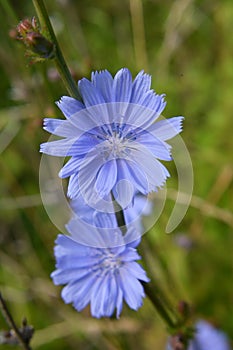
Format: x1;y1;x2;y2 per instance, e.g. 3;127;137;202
106;133;128;157
100;252;122;272
98;124;137;160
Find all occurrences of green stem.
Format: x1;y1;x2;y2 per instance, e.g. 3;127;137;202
113;197;179;332
32;0;80;100
142;281;177;329
111;192;126;234
0;292;32;350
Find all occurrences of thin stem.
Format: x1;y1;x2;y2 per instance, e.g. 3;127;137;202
142;281;177;329
111;195;179;331
111;192;126;234
32;0;80;100
0;292;31;350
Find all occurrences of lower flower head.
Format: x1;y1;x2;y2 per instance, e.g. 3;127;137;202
51;232;149;318
167;320;231;350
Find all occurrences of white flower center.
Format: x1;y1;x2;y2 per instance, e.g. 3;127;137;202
100;252;122;272
100;132;133;161
107;134;127;157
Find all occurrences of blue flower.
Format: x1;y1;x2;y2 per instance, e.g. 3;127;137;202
167;320;231;350
51;230;150;318
41;68;183;208
188;320;231;350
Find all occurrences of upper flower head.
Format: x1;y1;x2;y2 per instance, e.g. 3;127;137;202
41;68;183;208
51;229;149;318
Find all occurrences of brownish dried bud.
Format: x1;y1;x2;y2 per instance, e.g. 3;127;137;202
24;32;55;58
15;17;55;61
169;334;186;350
16;17;39;38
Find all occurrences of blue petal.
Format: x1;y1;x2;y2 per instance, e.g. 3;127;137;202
68;108;99;132
123;262;150;283
56;96;84;118
113;159;141;207
124;104;158;131
117;159;147;194
67;215;119;248
61;273;95;304
54;234;100;257
148;116;184;141
73;284;93;312
112;68;132;102
67;132;101;156
118;268;145;310
59;157;83;178
71;275;97;311
103;274;118;316
75;154;104;202
67;173;81;199
119;247;141;262
90;277;105;318
95;160;117;198
116;286;123;318
70;196;95;223
66;152;102;199
113;178;134;209
130;70;151;103
91;70;114;102
91;274;117;318
60;255;104;268
135;91;166;122
43;118;80;138
78;78;106;107
130;146;170;191
54;234;78;251
93;211;118;228
55;254;100;270
51;267;90;285
146;92;166;116
136;131;172;160
124;195;152;234
40;138;77;156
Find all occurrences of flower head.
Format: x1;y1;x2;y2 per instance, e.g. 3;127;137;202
41;69;183;208
188;320;231;350
51;230;149;318
167;320;231;350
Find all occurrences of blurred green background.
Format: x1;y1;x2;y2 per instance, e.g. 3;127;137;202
0;0;233;349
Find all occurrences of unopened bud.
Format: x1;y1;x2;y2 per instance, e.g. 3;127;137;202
24;32;55;58
170;334;186;350
15;17;55;61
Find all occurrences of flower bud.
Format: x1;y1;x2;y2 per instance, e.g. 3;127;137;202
24;32;55;58
15;17;55;61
